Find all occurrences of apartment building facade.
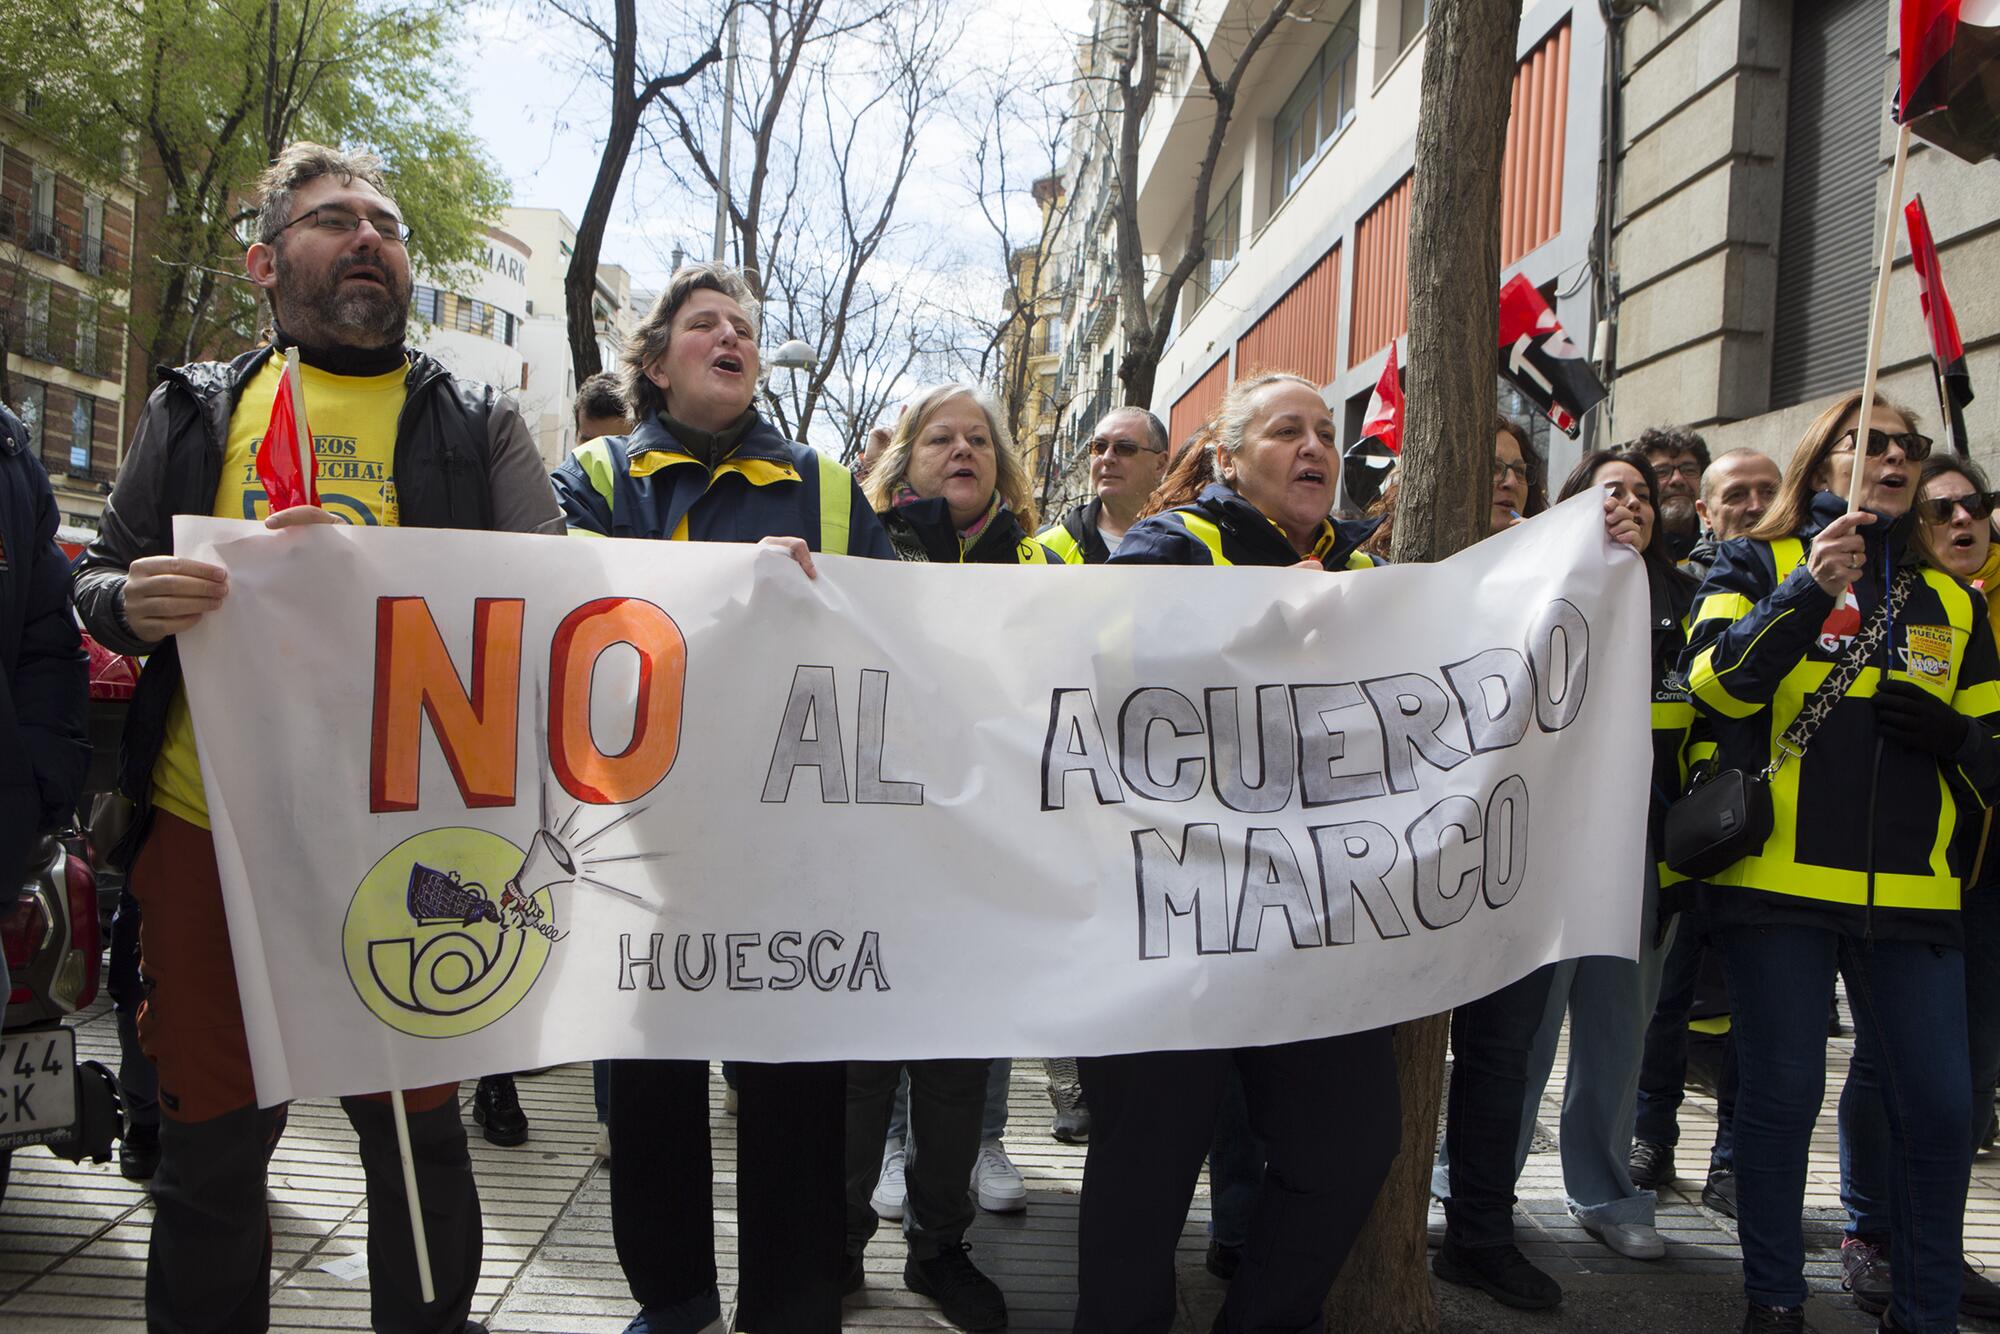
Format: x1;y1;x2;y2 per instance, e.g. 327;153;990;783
1044;0;1602;503
0;105;139;532
1605;0;2000;473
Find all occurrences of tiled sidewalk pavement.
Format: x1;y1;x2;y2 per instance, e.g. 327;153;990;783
4;992;1998;1331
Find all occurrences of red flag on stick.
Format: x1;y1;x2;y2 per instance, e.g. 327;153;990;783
255;350;320;512
1359;343;1404;455
1899;0;1962;123
1904;194;1976;457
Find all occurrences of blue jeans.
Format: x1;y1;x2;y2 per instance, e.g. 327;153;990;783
1841;885;2000;1239
1515;915;1672;1228
889;1058;1010;1144
1720;923;1968;1331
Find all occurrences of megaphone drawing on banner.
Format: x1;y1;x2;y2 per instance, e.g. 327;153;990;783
499;829;577;922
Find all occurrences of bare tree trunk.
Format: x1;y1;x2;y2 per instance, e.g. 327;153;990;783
1323;1;1520;1328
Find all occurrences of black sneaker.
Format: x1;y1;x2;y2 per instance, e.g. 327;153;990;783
473;1074;529;1147
119;1122;161;1182
1701;1169;1738;1219
843;1250;864;1297
1963;1255;2000;1321
1628;1139;1674;1191
905;1241;1007;1331
1742;1304;1804;1333
1205;1238;1241;1281
1433;1239;1562;1310
1841;1234;1891;1316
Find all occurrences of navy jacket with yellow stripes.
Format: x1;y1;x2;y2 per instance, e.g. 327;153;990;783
879;495;1053;565
1681;490;2000;945
1107;484;1383;571
551;411;894;558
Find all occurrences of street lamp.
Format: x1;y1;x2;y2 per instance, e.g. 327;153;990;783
770;339;818;371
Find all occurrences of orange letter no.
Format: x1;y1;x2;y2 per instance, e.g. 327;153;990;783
370;598;525;812
550;598;686;804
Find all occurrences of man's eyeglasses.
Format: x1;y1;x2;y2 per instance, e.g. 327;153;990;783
1086;436;1166;459
1916;491;2000;525
1652;458;1703;481
281;205;413;244
1831;428;1933;461
1493;458;1531;482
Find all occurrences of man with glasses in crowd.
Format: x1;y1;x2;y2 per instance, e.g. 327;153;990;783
74;142;561;1334
1037;407;1172;564
1638;426;1711;563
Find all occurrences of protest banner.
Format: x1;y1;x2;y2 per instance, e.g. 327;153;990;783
175;491;1650;1106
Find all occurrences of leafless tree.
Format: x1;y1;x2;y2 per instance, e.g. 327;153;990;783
651;0;960;446
1103;0;1298;407
542;0;723;384
1322;0;1524;1327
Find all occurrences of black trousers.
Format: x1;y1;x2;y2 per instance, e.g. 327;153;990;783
846;1058;988;1257
608;1058;845;1333
1074;1030;1400;1334
1442;962;1558;1249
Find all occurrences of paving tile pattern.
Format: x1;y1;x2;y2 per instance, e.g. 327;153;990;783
3;991;1995;1330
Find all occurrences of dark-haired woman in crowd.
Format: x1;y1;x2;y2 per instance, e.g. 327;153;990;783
1510;449;1699;1262
1682;391;2000;1334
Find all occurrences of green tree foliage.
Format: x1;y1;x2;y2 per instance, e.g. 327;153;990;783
0;0;508;378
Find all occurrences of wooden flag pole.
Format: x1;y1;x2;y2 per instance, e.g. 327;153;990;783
1849;121;1913;512
283;348;314;506
389;1089;438;1304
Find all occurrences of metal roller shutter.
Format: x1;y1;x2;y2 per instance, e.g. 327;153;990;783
1768;0;1889;409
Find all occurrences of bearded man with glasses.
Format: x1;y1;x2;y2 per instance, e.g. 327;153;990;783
72;142;561;1334
1036;407;1171;564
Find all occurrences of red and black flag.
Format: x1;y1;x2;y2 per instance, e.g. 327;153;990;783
1496;275;1605;439
1898;0;2000;162
1905;194;1975;456
1359;341;1404;456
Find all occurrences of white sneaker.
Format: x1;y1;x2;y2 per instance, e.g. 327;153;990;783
1574;1209;1665;1260
972;1139;1027;1212
871;1139;907;1220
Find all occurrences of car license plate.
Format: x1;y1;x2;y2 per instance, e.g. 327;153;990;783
0;1028;77;1151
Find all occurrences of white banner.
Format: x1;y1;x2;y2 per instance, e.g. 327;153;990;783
175;492;1651;1105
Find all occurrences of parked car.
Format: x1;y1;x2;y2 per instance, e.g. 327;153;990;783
0;833;122;1207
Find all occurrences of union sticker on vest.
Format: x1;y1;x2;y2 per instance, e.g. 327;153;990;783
1902;624;1955;684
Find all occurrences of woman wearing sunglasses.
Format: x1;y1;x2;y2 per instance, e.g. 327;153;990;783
1835;455;2000;1325
1682;391;2000;1334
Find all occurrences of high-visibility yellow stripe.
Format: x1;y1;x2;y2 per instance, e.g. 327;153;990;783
576;438;621;512
1015;539;1052;565
1770;537;1805;578
1344;551;1378;571
1651;700;1694;731
1172;512;1231;565
1689;1016;1731;1036
715;457;799;487
815;451;851;556
1687;645;1766;718
1956;680;2000;718
1695;592;1754;624
1038;524;1085;564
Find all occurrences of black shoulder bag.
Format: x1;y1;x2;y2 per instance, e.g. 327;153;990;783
1664;571;1909;879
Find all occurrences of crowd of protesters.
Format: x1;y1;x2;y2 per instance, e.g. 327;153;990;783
5;140;2000;1334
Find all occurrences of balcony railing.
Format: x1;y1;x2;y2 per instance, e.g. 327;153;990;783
0;198;128;280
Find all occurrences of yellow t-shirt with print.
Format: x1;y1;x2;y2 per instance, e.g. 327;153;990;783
149;357;407;829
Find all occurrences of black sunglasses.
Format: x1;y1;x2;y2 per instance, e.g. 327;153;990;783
1086;437;1165;458
1916;490;2000;525
1832;428;1933;461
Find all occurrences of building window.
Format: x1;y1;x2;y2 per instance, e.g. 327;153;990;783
1270;7;1359;211
82;195;105;275
1043;314;1062;357
410;285;443;322
17;382;45;457
1183;174;1243;324
77;298;97;376
70;394;92;473
28;166;57;259
23;277;52;360
1395;0;1430;54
